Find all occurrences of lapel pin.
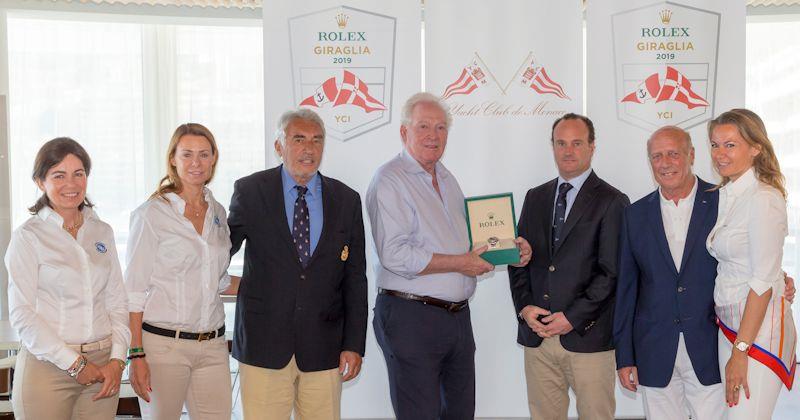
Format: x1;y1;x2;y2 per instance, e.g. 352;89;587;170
95;242;107;254
341;245;349;262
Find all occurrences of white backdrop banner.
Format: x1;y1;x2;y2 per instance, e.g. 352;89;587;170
588;0;745;203
263;1;421;418
587;0;745;417
425;0;582;417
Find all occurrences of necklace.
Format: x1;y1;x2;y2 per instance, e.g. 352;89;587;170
186;201;206;218
63;213;84;233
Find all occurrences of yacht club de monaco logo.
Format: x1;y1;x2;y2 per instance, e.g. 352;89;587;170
290;6;395;141
438;51;573;120
613;2;720;130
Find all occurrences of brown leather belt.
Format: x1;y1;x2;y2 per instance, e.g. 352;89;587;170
379;288;469;313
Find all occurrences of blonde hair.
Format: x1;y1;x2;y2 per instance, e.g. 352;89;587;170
708;109;786;198
151;123;219;200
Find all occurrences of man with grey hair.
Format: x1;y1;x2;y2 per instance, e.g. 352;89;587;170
228;108;367;419
366;92;531;419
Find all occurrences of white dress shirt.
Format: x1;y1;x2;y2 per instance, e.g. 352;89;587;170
366;151;474;302
660;176;698;271
124;189;231;333
5;206;130;370
707;169;787;306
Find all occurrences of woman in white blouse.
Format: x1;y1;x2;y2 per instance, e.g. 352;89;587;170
125;123;238;419
707;109;796;419
5;137;131;419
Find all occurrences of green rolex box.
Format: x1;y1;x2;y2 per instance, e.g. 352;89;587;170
464;192;519;266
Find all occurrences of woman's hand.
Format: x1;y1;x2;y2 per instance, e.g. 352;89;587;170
92;359;125;401
725;351;750;406
75;360;104;386
129;357;152;402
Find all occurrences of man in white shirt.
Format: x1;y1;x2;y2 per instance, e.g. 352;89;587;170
613;126;794;418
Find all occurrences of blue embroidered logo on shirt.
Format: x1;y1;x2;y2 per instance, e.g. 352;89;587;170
213;216;220;226
95;242;107;254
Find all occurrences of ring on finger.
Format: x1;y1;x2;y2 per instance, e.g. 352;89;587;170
733;384;742;391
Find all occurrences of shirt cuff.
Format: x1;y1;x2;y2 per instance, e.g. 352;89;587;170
52;346;81;371
127;292;147;312
110;342;127;363
217;274;232;293
411;251;434;276
749;278;775;297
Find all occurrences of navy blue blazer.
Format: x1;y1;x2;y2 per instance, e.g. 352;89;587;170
613;177;721;387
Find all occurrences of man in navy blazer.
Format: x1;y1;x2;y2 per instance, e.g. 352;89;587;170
613;126;794;418
614;126;722;419
228;109;367;419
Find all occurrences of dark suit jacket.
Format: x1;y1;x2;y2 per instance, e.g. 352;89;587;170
509;171;629;353
613;177;720;387
228;165;367;372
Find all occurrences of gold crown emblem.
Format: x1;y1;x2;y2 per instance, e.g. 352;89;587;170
660;9;672;24
336;13;349;29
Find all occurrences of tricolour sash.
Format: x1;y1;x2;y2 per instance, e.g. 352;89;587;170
716;296;796;390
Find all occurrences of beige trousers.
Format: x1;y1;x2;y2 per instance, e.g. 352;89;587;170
524;336;616;420
12;346;118;420
239;356;342;420
138;330;231;420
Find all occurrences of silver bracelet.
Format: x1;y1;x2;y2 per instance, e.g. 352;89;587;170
67;355;87;378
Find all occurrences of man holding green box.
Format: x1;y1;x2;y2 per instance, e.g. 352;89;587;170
367;92;531;420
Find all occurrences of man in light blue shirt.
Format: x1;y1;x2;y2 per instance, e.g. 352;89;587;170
281;164;323;252
366;92;531;420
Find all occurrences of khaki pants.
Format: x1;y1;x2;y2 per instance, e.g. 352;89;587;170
239;356;342;420
524;337;615;420
138;330;231;420
12;346;118;420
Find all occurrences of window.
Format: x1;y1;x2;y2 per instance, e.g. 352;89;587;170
746;18;800;342
7;16;264;276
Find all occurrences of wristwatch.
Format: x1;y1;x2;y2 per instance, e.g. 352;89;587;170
733;338;751;353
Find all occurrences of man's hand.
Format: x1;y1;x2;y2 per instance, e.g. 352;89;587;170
459;246;494;277
520;305;552;338
339;351;362;382
784;273;795;303
541;312;573;336
510;237;532;268
617;366;639;392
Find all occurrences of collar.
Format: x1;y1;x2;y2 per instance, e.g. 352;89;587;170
557;167;592;192
165;187;214;214
659;175;698;207
399;149;450;179
722;167;758;198
37;205;96;226
281;164;320;197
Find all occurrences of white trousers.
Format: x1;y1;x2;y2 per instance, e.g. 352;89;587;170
640;333;724;420
717;331;783;420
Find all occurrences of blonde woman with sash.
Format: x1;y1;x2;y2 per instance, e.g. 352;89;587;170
707;109;796;419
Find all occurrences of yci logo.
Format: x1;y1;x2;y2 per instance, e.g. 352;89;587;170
289;6;396;141
612;2;720;130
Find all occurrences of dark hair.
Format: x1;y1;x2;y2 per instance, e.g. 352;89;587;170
550;113;596;144
28;137;94;214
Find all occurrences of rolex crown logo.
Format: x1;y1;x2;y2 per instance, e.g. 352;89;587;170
336;13;349;29
660;9;672;24
488;212;495;220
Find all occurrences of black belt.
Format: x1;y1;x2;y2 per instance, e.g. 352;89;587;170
379;288;469;313
143;323;225;341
